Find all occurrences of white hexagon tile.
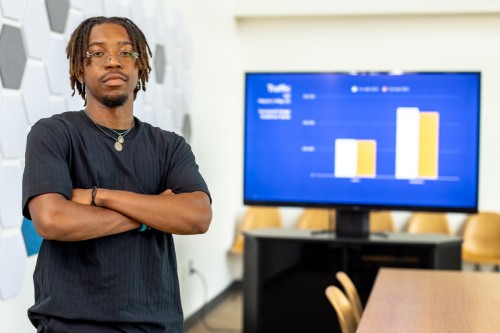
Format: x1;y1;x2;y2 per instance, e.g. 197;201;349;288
46;35;71;95
22;62;52;125
0;94;28;159
0;164;24;229
23;0;51;60
0;0;27;21
0;232;27;300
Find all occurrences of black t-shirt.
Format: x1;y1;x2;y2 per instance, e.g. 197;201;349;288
22;110;210;332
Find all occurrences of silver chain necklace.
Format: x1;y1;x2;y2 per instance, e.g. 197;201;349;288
84;109;135;151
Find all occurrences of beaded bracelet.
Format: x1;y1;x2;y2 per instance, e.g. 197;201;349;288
91;186;98;206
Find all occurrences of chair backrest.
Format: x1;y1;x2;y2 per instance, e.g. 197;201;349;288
463;212;500;257
230;206;282;254
296;208;335;230
406;212;451;235
369;210;395;233
325;286;358;333
336;271;363;323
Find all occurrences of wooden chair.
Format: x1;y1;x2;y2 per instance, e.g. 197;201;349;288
369;210;395;233
462;212;500;271
406;212;451;235
296;208;335;230
325;286;358;333
230;206;282;254
336;271;363;323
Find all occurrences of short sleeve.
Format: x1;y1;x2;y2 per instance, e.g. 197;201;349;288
22;119;73;219
166;135;211;202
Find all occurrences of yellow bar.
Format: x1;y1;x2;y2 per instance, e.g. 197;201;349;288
418;112;439;178
357;140;376;177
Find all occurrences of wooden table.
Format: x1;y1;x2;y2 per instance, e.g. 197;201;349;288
357;268;500;333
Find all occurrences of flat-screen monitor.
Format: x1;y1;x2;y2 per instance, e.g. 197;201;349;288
243;71;481;237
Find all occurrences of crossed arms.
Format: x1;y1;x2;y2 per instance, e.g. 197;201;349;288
28;188;212;241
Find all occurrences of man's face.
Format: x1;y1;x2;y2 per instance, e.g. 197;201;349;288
80;23;139;108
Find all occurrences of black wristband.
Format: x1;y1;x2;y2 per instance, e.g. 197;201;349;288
91;186;98;206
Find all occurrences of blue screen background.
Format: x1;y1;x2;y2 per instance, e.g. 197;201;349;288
243;72;480;211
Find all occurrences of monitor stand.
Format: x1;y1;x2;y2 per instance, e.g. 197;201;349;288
335;208;369;238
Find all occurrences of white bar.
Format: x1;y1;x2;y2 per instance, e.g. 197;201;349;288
335;139;358;178
395;107;420;179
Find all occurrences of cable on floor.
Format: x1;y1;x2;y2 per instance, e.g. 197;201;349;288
191;267;242;333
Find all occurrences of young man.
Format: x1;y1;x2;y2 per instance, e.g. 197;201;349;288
22;16;212;333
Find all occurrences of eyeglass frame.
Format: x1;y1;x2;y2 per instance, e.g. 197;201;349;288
85;50;140;67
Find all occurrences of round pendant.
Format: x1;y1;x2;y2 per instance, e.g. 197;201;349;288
114;141;123;151
117;135;124;144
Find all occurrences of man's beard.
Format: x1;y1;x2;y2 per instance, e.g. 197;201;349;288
100;94;129;108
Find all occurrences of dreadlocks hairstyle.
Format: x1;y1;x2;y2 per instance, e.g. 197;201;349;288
66;16;153;103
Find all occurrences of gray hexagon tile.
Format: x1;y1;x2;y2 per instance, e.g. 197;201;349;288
0;232;27;300
182;113;192;142
0;0;28;20
22;62;52;124
0;94;28;159
46;0;70;33
154;44;166;84
23;0;51;59
0;164;24;229
0;25;27;89
47;35;70;95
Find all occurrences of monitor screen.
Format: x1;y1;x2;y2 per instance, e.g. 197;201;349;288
243;71;481;213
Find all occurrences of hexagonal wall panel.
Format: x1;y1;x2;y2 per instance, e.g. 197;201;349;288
64;7;84;43
70;0;84;10
22;62;52;124
155;0;166;40
83;0;104;18
0;164;24;229
0;25;27;89
0;232;27;300
0;0;27;20
182;113;192;143
21;218;42;256
154;44;166;84
23;0;51;59
0;94;28;159
46;0;70;33
47;35;70;95
50;96;66;115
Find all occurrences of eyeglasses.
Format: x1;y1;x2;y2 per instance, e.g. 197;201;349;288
85;50;139;67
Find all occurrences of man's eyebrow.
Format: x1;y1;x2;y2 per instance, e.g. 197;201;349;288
88;41;133;48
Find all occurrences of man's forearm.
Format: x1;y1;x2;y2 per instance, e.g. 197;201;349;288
93;189;212;235
29;193;141;241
